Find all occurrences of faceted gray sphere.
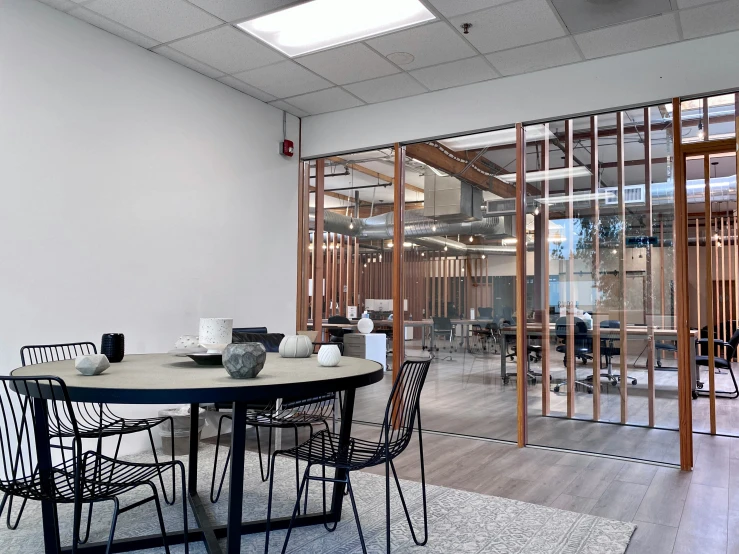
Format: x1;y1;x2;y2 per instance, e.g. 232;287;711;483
222;343;266;379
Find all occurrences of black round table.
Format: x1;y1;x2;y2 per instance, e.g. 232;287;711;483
12;352;384;554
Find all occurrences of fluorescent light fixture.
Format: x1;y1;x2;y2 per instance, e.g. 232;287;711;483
497;166;592;184
438;125;553;152
535;190;616;206
237;0;435;58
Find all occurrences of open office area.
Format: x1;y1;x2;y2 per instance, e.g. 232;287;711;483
2;0;739;553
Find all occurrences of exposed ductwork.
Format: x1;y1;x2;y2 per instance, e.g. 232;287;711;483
312;175;737;243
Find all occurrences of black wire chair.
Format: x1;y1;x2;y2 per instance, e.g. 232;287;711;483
8;343;177;543
210;394;336;510
0;375;188;553
264;358;431;554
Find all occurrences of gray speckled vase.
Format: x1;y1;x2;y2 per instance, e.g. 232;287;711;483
222;343;266;379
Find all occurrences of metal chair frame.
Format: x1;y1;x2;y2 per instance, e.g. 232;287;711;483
5;343;177;543
0;375;188;554
695;329;739;399
264;358;431;554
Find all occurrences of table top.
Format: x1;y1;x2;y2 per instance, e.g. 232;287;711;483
11;353;384;404
500;323;695;337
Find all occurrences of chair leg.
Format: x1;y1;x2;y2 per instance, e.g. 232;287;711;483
345;474;367;554
105;498;120;554
294;426;302;516
178;461;189;554
280;465;312;554
3;493;28;530
256;426;273;482
147;483;171;554
264;454;279;554
210;416;231;503
148;425;176;506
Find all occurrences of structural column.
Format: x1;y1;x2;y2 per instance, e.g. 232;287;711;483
515;123;528;447
393;144;406;378
314;159;325;341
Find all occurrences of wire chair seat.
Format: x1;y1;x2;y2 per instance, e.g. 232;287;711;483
49;405;173;438
276;429;388;471
3;452;183;504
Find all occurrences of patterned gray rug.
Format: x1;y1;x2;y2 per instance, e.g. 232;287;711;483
0;444;635;553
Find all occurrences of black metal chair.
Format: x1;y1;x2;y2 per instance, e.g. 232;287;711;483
7;343;176;542
210;333;336;512
264;358;431;554
695;328;739;399
0;375;188;553
553;317;594;393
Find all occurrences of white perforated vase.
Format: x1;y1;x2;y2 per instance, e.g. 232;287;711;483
317;344;341;367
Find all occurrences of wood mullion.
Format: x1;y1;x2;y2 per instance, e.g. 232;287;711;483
590;116;601;421
313;160;325;340
515;123;528;447
565;119;576;418
644;107;656;428
704;154;717;434
616;112;628;424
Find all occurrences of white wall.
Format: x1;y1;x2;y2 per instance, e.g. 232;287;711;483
302;29;739;158
0;0;299;454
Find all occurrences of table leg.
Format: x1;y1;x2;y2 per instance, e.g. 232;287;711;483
188;403;199;495
226;401;248;553
34;398;60;554
330;388;356;520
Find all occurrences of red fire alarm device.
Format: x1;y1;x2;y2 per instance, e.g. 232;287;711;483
281;139;294;157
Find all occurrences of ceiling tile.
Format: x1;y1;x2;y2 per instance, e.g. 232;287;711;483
680;0;739;39
575;13;680;59
551;0;673;34
296;43;400;85
36;0;77;10
284;88;364;115
68;7;160;48
217;76;276;102
232;61;332;99
449;0;567;54
269;100;309;118
84;0;221;43
486;37;581;76
365;22;477;70
168;26;284;74
427;0;512;18
409;56;499;90
186;0;301;22
152;45;225;78
344;74;427;104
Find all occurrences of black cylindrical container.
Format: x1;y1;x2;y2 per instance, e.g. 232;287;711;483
101;333;125;363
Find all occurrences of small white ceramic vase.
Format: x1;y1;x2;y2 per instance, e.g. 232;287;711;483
317;344;341;367
175;335;200;349
279;335;313;358
357;318;374;334
199;318;233;353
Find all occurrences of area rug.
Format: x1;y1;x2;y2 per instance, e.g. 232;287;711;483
0;445;635;553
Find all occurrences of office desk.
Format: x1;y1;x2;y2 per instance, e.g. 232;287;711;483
499;324;698;393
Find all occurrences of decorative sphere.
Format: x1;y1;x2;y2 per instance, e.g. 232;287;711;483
317;345;341;367
222;343;266;379
75;354;111;376
357;318;374;334
279;335;313;358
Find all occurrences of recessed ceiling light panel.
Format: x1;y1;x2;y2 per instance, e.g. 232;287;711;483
237;0;436;58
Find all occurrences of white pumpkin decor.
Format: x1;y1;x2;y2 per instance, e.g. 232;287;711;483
357;318;374;334
279;335;313;358
317;344;341;367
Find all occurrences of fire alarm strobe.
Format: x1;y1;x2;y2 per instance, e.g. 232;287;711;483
281;139;294;157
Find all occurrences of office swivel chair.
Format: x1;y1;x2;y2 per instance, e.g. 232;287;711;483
477;307;493;320
327;315;352;346
432;316;455;359
599;320;637;386
695;328;739;399
553;317;594;393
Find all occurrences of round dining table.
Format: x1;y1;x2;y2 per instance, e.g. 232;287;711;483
12;352;384;554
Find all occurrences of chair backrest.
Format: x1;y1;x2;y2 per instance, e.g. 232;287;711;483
233;327;268;334
381;359;431;459
231;332;285;352
555;317;589;339
432;317;452;331
477;307;493;319
727;328;739;360
0;376;81;493
20;342;96;367
600;320;620;329
327;316;351;339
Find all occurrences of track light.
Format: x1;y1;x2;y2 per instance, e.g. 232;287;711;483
698;120;705;140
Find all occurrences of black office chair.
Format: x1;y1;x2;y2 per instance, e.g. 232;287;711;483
598;320;637;386
0;375;188;553
553;317;594;393
695;328;739;399
477;307;493;319
432;316;455;355
12;343;177;543
264;359;431;554
327;316;352;346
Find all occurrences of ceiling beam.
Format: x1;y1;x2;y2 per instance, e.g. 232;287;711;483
309;186;370;205
327;156;424;194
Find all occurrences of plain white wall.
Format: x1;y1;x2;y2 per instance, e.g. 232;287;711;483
0;0;299;454
302;29;739;158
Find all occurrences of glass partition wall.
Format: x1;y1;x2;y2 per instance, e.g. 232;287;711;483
299;93;739;469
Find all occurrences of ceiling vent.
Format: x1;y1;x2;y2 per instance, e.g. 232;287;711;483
603;184;646;205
